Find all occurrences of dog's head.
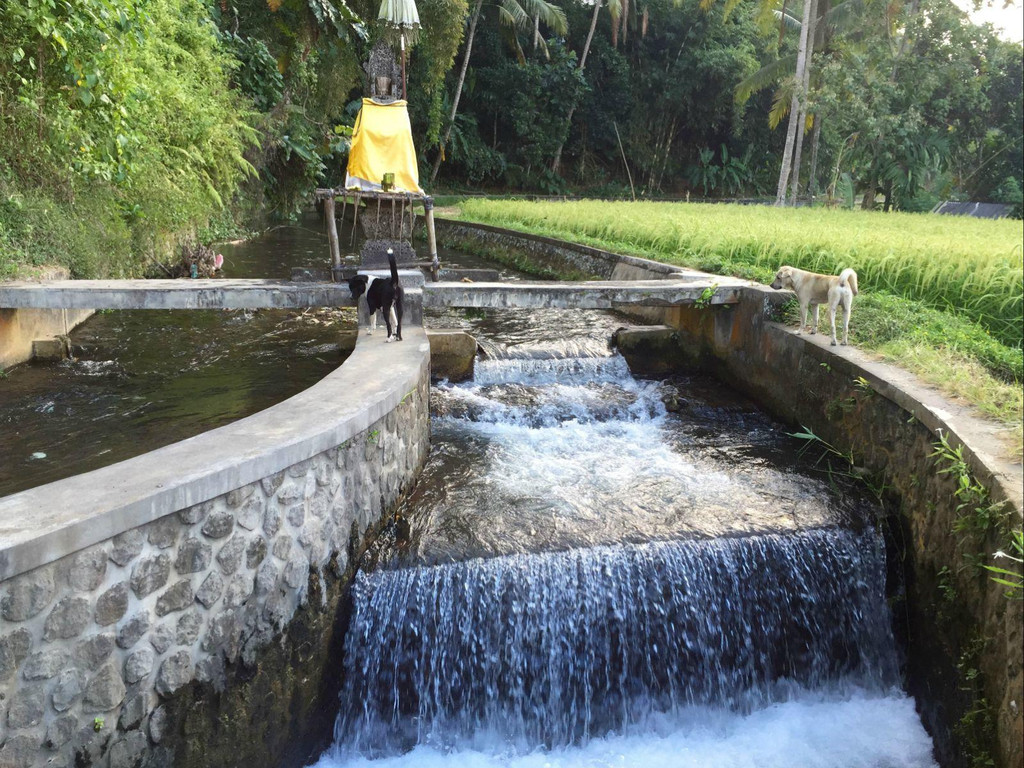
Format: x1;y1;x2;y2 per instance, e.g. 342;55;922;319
770;266;795;291
347;274;369;300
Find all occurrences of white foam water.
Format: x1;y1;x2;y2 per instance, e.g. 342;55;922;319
313;692;936;768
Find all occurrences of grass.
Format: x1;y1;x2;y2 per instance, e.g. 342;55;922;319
452;198;1023;457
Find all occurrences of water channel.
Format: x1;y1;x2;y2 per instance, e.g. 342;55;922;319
312;300;938;768
0;218;939;766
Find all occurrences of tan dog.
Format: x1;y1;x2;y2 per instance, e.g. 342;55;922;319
771;266;859;346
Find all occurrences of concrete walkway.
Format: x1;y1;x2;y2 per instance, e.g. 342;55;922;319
0;279;357;310
1;278;742;311
422;279;741;309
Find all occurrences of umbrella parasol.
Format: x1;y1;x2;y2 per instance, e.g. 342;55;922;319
378;0;420;99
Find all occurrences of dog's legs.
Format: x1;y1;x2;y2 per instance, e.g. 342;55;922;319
383;303;394;342
829;299;839;346
395;302;403;342
387;305;400;342
810;304;819;335
842;294;852;345
797;302;808;334
368;309;377;336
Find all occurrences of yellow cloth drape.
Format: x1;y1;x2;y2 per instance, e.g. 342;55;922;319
345;99;422;194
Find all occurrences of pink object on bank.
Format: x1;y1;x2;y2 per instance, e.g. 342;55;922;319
214;253;224;270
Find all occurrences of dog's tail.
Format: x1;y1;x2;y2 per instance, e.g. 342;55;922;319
839;268;859;296
388;249;400;287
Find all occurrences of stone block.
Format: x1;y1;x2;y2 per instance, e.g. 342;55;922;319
226;484;255;508
286;504;305;528
83;662;126;711
109;530;145;567
2;566;56;621
21;648;67;680
0;734;40;768
246;537;267;569
94;581;129;627
116;611;151;650
150;623;175;654
74;633;115;669
254;560;279;597
272;536;292;561
176;609;203;646
283;552;309;590
146;516;179;549
155;579;193;617
109;730;148;768
277;483;303;505
45;714;78;749
215;535;245;575
201;510;234;539
119;690;148;730
130;553;171;598
123;647;154;684
43;595;92;641
263;503;282;537
7;686;45;728
0;628;32;678
155;651;192;697
260;472;285;497
236;495;265;531
175;537;212;574
222;573;254;609
52;669;85;712
149;705;167;744
178;501;210;525
194;572;224;608
67;548;107;592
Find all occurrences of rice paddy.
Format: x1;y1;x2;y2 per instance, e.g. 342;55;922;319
458;199;1024;349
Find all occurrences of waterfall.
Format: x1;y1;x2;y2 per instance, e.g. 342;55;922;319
331;529;899;758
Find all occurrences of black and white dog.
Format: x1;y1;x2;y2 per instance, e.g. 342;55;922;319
347;250;403;342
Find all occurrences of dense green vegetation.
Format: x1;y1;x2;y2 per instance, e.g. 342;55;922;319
428;0;1023;212
0;0;465;280
455;198;1023;448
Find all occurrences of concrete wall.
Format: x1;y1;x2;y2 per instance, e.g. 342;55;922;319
0;308;94;369
440;219;1024;768
0;329;431;768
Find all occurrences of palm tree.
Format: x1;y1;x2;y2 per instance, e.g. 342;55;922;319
735;0;866;203
550;0;622;174
430;0;567;184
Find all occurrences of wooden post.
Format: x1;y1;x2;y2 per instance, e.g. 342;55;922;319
351;192;361;247
424;196;439;281
325;193;342;280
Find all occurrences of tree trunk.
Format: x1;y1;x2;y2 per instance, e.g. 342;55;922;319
882;179;893;212
430;0;484;185
861;178;876;210
551;0;601;174
621;0;629;47
807;114;822;199
533;12;540;51
775;0;813;205
788;0;817;205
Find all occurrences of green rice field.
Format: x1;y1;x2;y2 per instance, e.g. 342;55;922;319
454;199;1023;455
459;199;1023;348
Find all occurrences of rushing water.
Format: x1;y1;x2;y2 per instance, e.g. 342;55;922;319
313;306;937;768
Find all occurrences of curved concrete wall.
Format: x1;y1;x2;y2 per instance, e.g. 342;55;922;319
438;219;1023;768
0;328;430;768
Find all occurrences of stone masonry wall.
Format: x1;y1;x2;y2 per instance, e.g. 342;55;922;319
0;374;429;768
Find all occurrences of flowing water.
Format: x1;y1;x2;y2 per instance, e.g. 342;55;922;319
314;306;937;768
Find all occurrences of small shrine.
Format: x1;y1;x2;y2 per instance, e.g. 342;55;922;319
315;2;439;281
